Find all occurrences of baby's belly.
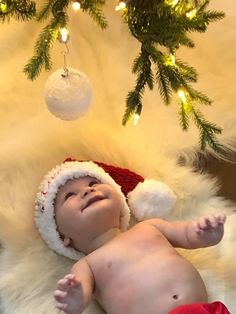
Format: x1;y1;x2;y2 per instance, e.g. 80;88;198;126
95;252;208;314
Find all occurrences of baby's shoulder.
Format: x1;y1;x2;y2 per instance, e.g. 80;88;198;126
128;220;161;236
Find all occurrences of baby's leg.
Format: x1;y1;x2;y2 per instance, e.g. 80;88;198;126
54;274;87;314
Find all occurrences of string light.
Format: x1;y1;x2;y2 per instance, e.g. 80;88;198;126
133;104;142;126
0;2;7;13
115;1;126;11
164;54;176;67
72;1;81;11
133;113;140;126
186;9;197;19
58;28;69;43
165;0;179;7
178;88;187;104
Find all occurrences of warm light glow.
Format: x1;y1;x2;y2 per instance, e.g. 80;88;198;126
178;89;187;104
171;0;179;5
59;28;69;43
0;2;7;13
72;1;81;11
133;113;140;126
186;9;197;19
164;54;176;66
165;0;179;7
115;1;126;11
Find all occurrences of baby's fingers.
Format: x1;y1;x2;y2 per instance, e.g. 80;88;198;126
57;274;77;291
56;302;68;312
215;213;227;224
195;216;212;231
54;290;67;302
205;215;218;228
194;216;215;232
57;278;70;292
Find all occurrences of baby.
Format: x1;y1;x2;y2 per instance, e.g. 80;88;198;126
34;159;229;314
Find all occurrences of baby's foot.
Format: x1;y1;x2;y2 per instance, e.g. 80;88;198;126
54;274;86;314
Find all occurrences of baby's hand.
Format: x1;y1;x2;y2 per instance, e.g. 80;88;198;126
54;274;86;314
193;213;226;245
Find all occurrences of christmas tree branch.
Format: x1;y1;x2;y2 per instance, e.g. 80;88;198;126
1;0;229;154
0;0;36;22
122;0;225;152
24;0;107;80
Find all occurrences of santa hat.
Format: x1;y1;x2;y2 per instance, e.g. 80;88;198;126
35;158;176;260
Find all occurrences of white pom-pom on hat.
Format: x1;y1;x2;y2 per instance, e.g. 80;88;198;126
128;179;177;221
44;68;92;120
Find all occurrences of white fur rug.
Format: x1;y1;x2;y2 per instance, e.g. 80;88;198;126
0;117;235;313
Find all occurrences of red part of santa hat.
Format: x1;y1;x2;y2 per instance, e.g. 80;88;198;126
169;301;230;314
94;161;144;196
35;158;176;260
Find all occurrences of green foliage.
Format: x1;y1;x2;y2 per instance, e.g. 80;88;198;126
121;0;225;153
1;0;228;154
24;0;70;79
80;0;107;29
0;0;36;22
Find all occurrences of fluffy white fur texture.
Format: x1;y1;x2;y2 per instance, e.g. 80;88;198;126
0;117;235;314
128;179;177;220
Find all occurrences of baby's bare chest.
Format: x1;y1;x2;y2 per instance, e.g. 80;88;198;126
88;224;175;289
86;224;206;314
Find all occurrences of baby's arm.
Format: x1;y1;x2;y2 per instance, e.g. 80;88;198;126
147;213;226;249
54;258;94;314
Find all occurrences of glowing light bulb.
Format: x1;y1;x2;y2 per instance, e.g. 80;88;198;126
115;1;126;11
0;2;7;13
72;1;81;11
178;89;187;104
165;0;179;7
59;28;69;43
171;0;179;5
133;113;140;126
165;54;176;67
186;9;197;19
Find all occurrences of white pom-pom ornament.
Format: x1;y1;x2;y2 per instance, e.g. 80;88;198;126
44;68;92;120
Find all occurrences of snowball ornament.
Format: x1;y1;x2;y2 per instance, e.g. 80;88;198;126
44;68;92;120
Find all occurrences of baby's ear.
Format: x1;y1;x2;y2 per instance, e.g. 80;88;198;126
63;237;72;247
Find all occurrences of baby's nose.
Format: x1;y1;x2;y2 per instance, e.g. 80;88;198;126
82;187;95;198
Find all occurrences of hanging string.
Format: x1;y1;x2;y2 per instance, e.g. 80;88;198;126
61;42;69;77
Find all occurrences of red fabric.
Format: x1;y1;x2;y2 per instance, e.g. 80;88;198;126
169;301;230;314
63;157;144;196
95;161;144;195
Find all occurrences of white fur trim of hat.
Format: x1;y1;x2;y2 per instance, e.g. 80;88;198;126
35;161;130;260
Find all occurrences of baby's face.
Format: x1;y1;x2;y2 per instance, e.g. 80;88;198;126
54;176;124;253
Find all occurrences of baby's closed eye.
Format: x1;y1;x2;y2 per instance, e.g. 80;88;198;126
88;180;99;187
64;192;77;201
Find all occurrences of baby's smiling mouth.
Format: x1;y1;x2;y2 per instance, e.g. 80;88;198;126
82;195;105;211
